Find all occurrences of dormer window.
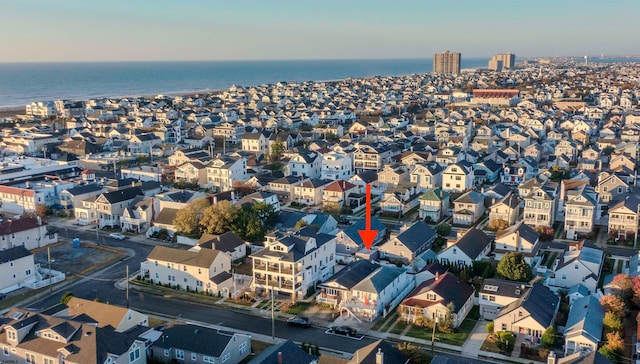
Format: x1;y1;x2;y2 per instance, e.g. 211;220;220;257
7;330;16;341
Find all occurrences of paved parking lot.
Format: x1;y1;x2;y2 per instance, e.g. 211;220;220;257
33;241;121;276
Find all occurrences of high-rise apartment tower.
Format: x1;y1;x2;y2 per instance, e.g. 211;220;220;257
488;53;516;71
433;51;461;74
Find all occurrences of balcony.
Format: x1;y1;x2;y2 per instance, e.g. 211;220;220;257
120;216;143;225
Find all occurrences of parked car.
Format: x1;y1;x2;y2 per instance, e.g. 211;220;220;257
287;316;311;328
329;326;357;337
109;233;126;240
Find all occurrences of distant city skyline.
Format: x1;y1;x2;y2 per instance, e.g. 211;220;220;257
1;0;638;63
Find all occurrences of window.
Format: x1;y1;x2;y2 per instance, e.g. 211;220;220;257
26;352;36;364
191;353;197;361
25;269;31;276
7;330;16;341
222;353;231;362
129;345;140;362
164;349;170;357
489;296;496;302
44;358;55;364
562;274;567;280
203;356;215;363
3;347;7;356
501;323;507;330
175;349;185;360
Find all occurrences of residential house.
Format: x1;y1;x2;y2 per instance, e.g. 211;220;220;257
141;246;233;296
285;150;322;179
546;241;604;293
478;279;531;320
441;163;474;193
150;323;251;364
174;161;208;186
474;160;502;184
494;221;541;265
192;232;247;262
291;178;332;206
379;184;421;216
128;132;162;154
492;282;559;340
317;260;379;308
248;340;317;364
489;193;521;226
120;196;155;233
608;196;640;242
501;160;537;186
241;131;270;156
0;246;36;293
452;190;485;226
563;295;604;356
251;227;336;300
335;340;410;364
0;308;148;364
418;188;450;222
52;297;149;332
322;180;361;210
596;172;630;204
523;183;558;228
409;162;444;192
150;207;180;237
399;272;475;328
378;164;408;188
339;264;412;321
334;218;386;264
0;217;58;250
268;176;305;200
378;221;437;264
206;156;248;192
75;187;143;228
437;229;492;267
234;191;281;212
58;183;103;210
563;187;598;240
321;151;354;180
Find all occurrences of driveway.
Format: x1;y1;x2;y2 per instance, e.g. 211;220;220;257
460;321;488;358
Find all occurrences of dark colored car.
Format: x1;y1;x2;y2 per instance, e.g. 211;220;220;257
287;316;311;327
329;326;357;337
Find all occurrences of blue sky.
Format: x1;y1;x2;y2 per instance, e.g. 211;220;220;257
0;0;637;62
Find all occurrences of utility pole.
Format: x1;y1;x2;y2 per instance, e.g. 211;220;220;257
126;265;129;308
271;287;275;341
48;247;53;293
95;202;100;246
431;315;440;355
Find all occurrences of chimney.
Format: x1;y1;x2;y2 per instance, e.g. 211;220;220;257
375;348;384;364
435;272;439;281
547;350;556;364
277;352;283;364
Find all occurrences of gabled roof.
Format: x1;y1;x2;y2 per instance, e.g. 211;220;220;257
99;187;143;204
392;221;437;253
480;279;530;299
496;221;539;244
564;295;604;344
495;282;559;328
324;180;357;192
148;246;222;268
420;188;450;202
0;245;32;264
454;190;484;204
320;260;379;291
401;272;474;313
445;229;492;259
154;323;242;357
197;231;245;252
63;184;103;196
352;266;405;294
347;340;409;364
249;340;317;364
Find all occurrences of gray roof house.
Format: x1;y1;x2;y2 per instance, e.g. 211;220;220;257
378;221;437;264
564;295;604;356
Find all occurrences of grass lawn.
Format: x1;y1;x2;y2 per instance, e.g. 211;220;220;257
405;306;479;346
389;320;409;335
373;310;399;331
283;302;310;315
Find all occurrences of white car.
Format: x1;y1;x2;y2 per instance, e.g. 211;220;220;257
109;233;126;240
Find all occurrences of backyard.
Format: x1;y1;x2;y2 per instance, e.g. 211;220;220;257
403;306;480;346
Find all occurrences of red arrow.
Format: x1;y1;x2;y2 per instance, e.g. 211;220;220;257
358;183;378;250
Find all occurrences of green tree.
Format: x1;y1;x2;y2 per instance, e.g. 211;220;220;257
541;326;556;347
230;205;265;242
253;202;279;228
600;294;626;316
60;291;74;304
603;311;623;331
269;138;285;162
438;302;456;333
486;322;494;334
496;252;532;282
602;146;615;156
201;200;239;235
435;223;452;237
173;198;211;235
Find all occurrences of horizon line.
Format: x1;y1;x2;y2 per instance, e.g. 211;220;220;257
3;54;638;64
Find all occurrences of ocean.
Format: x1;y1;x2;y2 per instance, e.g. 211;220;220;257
0;58;493;108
